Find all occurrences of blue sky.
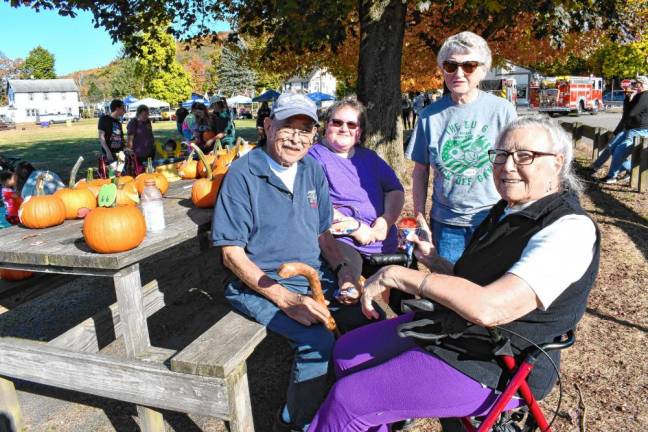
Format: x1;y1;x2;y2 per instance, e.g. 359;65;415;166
0;3;230;76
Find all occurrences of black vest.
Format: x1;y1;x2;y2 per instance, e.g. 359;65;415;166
424;191;600;399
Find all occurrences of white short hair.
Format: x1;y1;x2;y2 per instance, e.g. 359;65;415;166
437;31;492;71
496;116;583;193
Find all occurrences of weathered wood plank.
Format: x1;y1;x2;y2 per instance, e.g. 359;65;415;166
170;311;266;379
225;364;255;432
48;279;165;353
0;180;213;271
0;338;230;418
581;125;597;141
639;138;648;193
0;376;23;432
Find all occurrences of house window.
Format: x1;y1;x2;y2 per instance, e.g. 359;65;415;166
28;93;34;101
26;109;30;117
61;93;66;100
44;93;49;101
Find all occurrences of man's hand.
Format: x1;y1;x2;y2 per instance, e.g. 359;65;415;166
361;266;404;320
278;290;332;327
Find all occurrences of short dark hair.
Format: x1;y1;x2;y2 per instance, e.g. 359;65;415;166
0;170;14;184
110;99;124;112
164;138;176;150
175;107;189;124
136;104;149;116
191;102;207;112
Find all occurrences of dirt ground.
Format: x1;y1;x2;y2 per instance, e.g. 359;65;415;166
1;140;646;431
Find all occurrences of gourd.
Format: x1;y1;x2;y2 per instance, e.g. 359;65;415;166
54;156;97;219
18;172;67;229
177;150;199;179
191;143;227;208
135;157;169;195
83;184;146;253
0;268;34;281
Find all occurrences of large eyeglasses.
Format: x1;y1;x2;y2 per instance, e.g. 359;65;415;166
488;149;557;165
277;127;315;144
442;61;483;74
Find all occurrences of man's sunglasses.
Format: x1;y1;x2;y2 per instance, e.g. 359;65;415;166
442;61;483;74
329;118;359;130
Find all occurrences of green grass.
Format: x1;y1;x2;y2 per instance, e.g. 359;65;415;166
0;118;258;180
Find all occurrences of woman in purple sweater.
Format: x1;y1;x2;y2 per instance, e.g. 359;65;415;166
308;98;405;286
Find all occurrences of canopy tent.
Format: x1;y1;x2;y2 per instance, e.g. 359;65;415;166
252;89;280;102
307;92;336;102
135;97;170;110
181;95;210;109
227;95;253;104
123;95;138;105
209;94;225;105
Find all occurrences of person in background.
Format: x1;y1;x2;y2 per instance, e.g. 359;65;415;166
127;104;155;161
175;107;189;137
401;93;412;129
0;170;22;225
407;31;517;264
212;92;371;431
256;101;272;146
210;100;236;149
589;76;648;184
98;99;126;164
185;102;217;152
412;91;424;126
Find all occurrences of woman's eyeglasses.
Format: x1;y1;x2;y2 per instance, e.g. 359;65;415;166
442;61;483;74
488;149;557;165
329;118;359;130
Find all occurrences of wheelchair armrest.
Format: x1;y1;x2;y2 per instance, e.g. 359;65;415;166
539;330;575;352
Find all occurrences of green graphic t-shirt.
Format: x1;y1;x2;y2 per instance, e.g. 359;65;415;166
407;91;517;226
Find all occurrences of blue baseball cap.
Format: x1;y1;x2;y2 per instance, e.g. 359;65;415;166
271;93;318;123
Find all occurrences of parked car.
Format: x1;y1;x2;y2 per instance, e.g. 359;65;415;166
148;108;163;122
36;113;80;124
0;115;16;131
603;90;626;105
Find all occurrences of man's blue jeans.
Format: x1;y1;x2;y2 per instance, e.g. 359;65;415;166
592;129;648;178
431;220;478;264
224;266;371;429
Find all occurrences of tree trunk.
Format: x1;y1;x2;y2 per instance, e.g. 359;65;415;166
356;0;407;178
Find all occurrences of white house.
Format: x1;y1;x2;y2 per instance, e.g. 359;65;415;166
5;79;80;124
282;69;337;96
485;61;536;105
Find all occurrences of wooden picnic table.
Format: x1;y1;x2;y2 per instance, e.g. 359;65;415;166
0;180;262;432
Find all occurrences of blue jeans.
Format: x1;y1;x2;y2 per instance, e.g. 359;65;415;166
432;220;478;264
225;265;371;429
593;129;648;178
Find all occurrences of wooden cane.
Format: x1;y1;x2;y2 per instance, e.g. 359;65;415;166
277;262;338;334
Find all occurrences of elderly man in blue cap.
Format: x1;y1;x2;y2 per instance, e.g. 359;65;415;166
212;92;369;431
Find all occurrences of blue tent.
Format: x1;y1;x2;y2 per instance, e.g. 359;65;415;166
307;92;336;102
123;95;138;105
181;95;210;109
253;90;280;102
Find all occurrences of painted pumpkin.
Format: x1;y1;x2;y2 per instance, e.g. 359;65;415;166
0;268;34;281
19;173;67;229
115;182;139;207
83;206;147;253
191;144;227;208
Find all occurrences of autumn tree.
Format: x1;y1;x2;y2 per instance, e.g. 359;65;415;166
22;46;56;79
11;0;632;174
0;52;24;104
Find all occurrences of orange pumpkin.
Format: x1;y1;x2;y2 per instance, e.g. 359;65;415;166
75;168;110;199
54;156;98;219
117;176;134;185
0;268;34;281
203;130;217;141
177;151;199;179
19;173;67;229
191;144;228;208
135;158;169;195
83;206;147;253
115;182;139;207
196;153;217;178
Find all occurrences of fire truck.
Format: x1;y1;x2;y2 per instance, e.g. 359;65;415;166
528;75;604;116
479;78;517;105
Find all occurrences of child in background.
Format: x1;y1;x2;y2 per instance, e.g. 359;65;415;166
1;170;23;225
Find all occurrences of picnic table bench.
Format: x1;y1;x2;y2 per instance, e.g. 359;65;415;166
0;180;266;432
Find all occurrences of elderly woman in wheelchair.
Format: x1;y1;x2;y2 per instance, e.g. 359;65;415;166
307;116;600;432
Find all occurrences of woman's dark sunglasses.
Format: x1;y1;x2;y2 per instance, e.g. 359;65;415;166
329;118;359;130
442;61;483;74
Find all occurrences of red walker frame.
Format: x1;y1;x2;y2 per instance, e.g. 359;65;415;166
460;329;575;432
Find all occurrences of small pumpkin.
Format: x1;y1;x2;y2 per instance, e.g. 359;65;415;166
19;172;67;229
115;181;140;207
117;176;134;186
191;144;227;208
75;168;110;198
203;130;217;141
0;268;34;281
196;152;217;178
83;185;146;254
55;156;97;219
135;158;169;195
177;150;199;179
